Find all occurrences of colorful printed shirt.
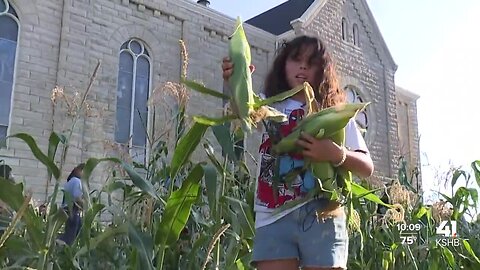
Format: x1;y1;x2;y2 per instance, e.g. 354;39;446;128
254;97;369;228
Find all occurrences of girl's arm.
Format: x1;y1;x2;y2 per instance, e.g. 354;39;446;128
296;132;374;178
337;149;374;178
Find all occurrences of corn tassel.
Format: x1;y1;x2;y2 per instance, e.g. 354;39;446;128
228;17;255;132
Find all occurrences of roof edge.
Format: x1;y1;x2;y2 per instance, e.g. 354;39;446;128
276;29;295;42
296;0;328;26
396;85;420;100
358;0;397;70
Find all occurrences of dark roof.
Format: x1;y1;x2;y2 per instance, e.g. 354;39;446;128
246;0;315;35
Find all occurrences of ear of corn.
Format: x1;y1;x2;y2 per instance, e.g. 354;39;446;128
228;17;255;132
273;102;369;154
271;103;368;202
312;162;335;189
228;19;314;133
270;102;375;214
330;128;345;146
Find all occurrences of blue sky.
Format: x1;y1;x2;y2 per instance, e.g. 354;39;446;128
209;0;480;207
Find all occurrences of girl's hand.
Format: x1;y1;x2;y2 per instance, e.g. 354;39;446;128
296;132;343;164
221;57;255;81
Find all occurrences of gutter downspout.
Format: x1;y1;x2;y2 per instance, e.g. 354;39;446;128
45;0;68;202
383;67;393;178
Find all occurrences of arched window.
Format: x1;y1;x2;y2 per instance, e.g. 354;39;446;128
353;23;359;46
345;86;368;136
341;17;348;41
115;39;151;162
0;1;19;145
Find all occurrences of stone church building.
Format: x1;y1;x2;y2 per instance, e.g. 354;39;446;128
0;0;421;201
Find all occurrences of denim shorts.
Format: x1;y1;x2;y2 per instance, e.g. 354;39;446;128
251;199;348;269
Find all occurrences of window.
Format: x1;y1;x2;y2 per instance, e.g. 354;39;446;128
0;1;19;145
353;23;359;46
115;39;151;163
341;18;348;41
345;86;368;136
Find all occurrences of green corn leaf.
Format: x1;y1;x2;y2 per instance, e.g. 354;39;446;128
467;187;478;206
0;177;25;210
203;164;218;219
170;121;209;179
272;189;318;215
0;235;35;260
47;132;66;158
472;160;480;189
253;93;262;104
83;157;158;200
225;235;242;270
128;223;155;270
103;180;126;193
222;196;255;238
45;132;65;185
413;206;429;221
0;178;43;250
47;132;65;165
235;253;252;270
451;169;467;188
442;246;456;268
8;133;60;179
462;239;480;265
405;245;419;270
226;207;242;239
212;123;237;161
75;224;128;258
156;164;204;246
186;233;211;270
79;203;105;249
235;260;246;270
254;84;306;108
203;141;224;174
44;207;68;254
181;77;230;99
0;192;31;251
193;115;237;126
351;182;392;207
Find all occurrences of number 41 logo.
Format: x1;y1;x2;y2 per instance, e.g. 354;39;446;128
436;220;457;238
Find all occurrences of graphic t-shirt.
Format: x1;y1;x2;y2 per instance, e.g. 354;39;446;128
254;97;369;228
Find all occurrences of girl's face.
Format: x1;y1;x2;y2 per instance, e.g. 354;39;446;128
284;46;320;89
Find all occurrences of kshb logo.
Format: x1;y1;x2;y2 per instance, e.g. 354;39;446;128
436;221;461;247
436;220;457;237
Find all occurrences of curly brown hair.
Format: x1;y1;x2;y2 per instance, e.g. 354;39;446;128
264;35;345;108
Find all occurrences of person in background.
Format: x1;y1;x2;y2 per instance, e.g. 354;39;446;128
0;164;14;182
58;163;85;245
